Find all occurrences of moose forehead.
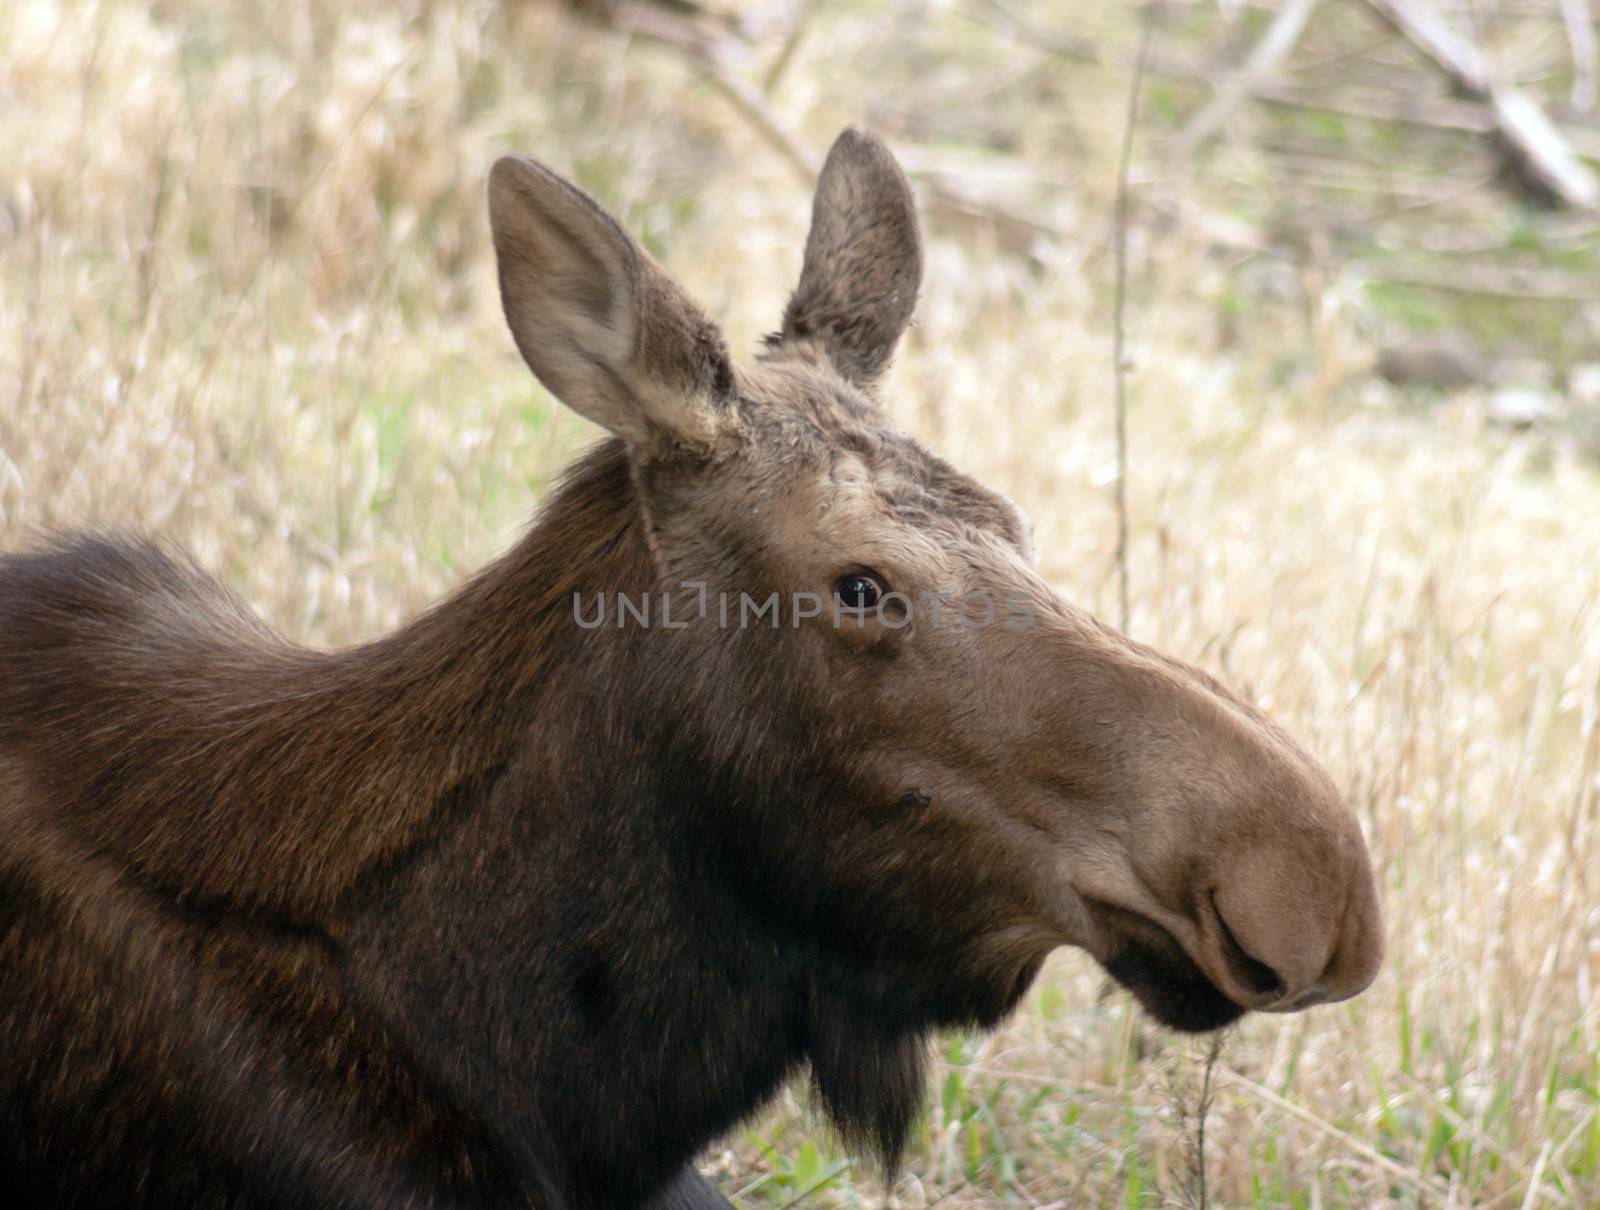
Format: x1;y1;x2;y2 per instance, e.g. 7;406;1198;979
733;357;1035;565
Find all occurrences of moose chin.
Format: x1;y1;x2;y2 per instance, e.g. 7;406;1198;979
0;128;1383;1209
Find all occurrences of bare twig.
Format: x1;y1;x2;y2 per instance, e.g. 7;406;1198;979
1180;1032;1229;1209
966;0;1600;168
1364;0;1492;90
1160;1030;1230;1210
1181;0;1320;149
1351;259;1600;301
920;185;1061;237
960;0;1100;64
1559;0;1598;112
685;44;1061;236
689;49;820;180
1251;83;1600;160
1491;88;1600;207
761;0;813;95
1200;1032;1226;1209
1358;0;1600;208
1111;11;1154;635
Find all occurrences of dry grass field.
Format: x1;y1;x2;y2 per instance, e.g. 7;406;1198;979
4;1;1600;1205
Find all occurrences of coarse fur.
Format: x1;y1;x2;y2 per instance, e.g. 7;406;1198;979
0;129;1383;1207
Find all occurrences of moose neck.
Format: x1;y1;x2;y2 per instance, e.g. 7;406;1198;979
29;443;658;923
337;440;934;1205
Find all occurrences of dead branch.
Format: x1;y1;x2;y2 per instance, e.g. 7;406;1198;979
971;0;1600;165
1489;87;1600;208
1358;0;1600;209
689;49;819;179
687;49;1057;236
960;0;1100;64
1362;0;1491;90
1559;0;1598;113
760;0;813;95
1251;82;1600;160
1352;259;1600;302
1181;0;1321;149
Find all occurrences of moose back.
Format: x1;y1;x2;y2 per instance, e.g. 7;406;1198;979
0;129;1382;1208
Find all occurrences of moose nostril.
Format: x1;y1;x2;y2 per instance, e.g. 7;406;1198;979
1210;892;1284;1000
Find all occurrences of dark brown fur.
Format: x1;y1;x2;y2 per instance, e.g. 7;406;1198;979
0;130;1382;1208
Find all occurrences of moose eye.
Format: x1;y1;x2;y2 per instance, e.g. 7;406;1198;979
834;572;885;611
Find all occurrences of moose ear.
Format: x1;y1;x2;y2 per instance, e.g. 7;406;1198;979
488;155;735;453
777;128;923;389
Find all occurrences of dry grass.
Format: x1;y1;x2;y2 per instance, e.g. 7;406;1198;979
4;1;1599;1206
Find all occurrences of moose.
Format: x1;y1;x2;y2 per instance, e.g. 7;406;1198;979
0;129;1382;1208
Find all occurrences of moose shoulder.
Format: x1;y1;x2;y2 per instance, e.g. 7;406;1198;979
0;129;1383;1208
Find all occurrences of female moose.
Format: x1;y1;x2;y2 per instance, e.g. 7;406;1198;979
0;129;1381;1208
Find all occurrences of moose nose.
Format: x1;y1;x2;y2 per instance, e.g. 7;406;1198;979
1205;832;1384;1013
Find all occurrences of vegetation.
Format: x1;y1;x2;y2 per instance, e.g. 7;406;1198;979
3;0;1598;1204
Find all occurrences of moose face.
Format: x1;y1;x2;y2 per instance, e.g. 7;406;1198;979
489;130;1383;1038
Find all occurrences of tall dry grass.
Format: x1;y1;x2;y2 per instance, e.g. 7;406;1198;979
3;1;1599;1205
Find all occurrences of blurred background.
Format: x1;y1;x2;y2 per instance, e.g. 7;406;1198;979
3;0;1599;1205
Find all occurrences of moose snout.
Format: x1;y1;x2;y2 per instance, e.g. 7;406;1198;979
1200;829;1384;1013
1036;628;1386;1027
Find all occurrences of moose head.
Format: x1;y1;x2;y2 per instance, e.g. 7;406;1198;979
459;126;1385;1181
488;127;1382;1030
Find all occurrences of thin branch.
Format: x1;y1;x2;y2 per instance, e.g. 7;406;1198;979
689;48;820;180
1363;0;1491;92
761;0;814;95
1192;1031;1227;1210
920;185;1061;237
960;0;1100;64
1358;0;1600;208
1163;1029;1230;1210
1490;87;1600;207
1559;0;1599;112
1351;259;1600;301
1112;11;1154;636
970;0;1600;164
1250;82;1600;159
686;43;1063;236
1181;0;1321;149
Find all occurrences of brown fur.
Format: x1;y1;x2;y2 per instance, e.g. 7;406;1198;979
0;129;1382;1208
